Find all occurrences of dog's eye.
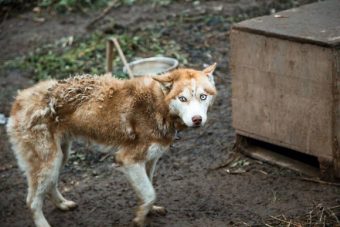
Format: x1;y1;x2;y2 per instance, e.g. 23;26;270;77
178;96;187;102
200;94;207;100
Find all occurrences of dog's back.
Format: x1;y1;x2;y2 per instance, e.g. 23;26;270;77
7;74;173;164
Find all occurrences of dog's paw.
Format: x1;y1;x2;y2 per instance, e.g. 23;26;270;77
56;200;78;211
150;205;167;216
132;217;145;227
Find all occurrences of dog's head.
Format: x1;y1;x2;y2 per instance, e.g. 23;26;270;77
153;63;217;128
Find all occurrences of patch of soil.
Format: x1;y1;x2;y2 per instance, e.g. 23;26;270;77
1;1;339;227
0;69;33;114
0;11;90;63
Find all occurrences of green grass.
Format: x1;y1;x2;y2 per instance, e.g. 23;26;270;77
37;0;182;13
38;0;111;13
3;30;187;81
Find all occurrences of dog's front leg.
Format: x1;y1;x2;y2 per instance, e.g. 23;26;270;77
122;162;155;227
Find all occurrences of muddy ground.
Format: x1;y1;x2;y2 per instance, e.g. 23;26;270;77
1;1;340;226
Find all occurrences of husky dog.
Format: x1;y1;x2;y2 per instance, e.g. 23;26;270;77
7;63;217;227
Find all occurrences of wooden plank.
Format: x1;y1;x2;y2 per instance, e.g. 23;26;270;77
233;0;340;47
236;129;316;160
237;136;320;178
332;48;340;177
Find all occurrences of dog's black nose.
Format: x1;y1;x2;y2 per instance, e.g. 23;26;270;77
192;115;202;126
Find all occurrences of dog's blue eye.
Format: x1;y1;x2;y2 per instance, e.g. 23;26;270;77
200;94;207;100
179;96;187;102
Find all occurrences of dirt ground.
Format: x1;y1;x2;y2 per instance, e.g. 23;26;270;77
1;1;340;226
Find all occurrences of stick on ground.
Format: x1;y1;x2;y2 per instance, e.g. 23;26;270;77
111;37;134;78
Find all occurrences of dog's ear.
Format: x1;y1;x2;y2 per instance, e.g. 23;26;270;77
203;63;217;76
153;73;173;94
203;63;217;85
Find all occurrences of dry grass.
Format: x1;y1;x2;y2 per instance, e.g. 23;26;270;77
265;203;340;226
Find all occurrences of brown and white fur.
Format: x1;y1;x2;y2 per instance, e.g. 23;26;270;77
6;64;217;227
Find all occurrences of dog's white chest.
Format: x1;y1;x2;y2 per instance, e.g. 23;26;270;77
146;143;168;161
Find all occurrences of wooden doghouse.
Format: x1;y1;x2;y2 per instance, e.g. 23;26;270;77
230;0;340;178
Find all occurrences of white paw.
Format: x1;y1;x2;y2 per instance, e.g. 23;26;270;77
150;205;167;216
132;217;145;227
57;200;77;211
34;215;51;227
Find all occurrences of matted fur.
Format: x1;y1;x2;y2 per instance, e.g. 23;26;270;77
7;65;217;227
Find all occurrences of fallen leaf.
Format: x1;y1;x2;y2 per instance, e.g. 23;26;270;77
274;14;288;18
33;7;41;13
33;17;45;23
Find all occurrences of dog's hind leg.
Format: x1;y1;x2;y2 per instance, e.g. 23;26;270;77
122;162;156;227
146;158;158;184
25;140;64;227
24;130;74;227
50;138;77;211
60;138;71;166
